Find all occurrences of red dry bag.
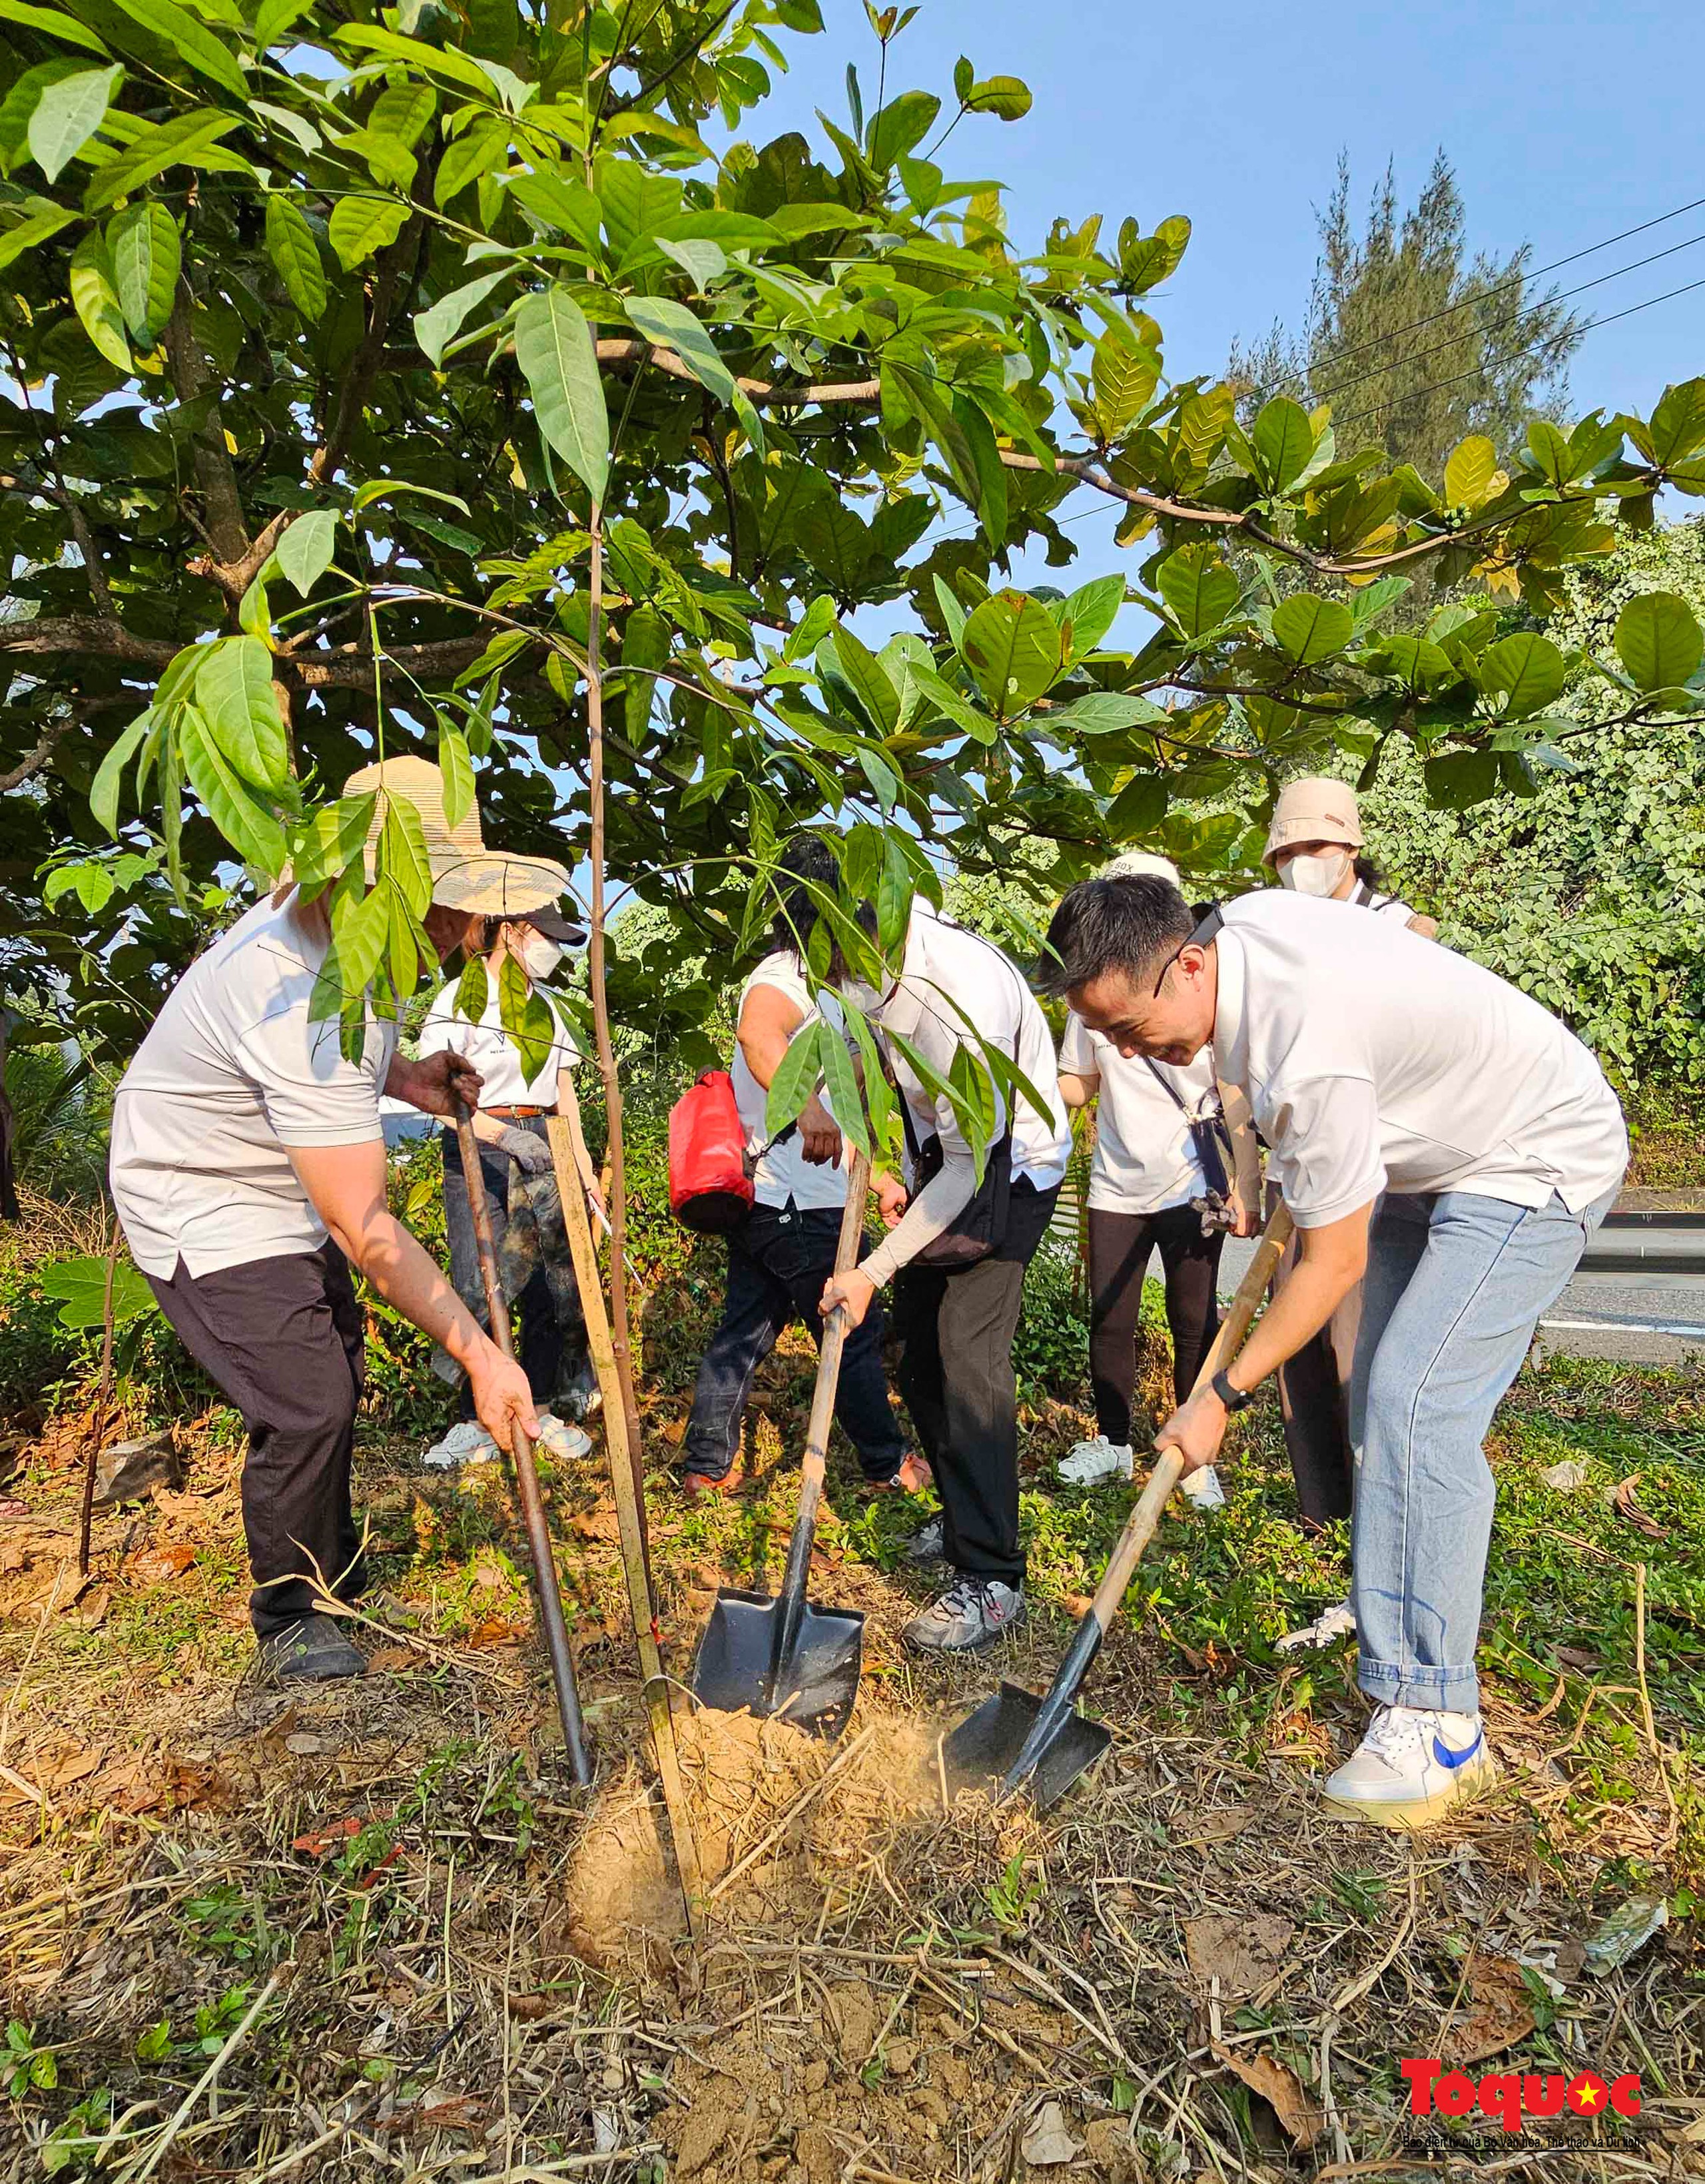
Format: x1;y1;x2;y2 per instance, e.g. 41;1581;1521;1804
668;1070;753;1233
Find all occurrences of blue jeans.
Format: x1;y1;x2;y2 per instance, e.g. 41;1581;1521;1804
683;1200;906;1483
1348;1184;1618;1713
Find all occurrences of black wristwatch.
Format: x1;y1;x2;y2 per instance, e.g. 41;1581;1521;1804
1211;1368;1253;1413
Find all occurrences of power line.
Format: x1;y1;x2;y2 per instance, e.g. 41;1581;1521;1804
1312;228;1705;407
1335;272;1705;430
1257;189;1705;398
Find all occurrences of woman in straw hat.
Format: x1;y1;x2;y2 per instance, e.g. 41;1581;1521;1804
1262;775;1437;936
418;899;606;1467
109;757;571;1684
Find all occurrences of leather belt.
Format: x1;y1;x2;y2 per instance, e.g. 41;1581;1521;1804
486;1104;555;1119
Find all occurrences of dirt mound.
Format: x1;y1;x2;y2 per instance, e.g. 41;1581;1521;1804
565;1700;939;1971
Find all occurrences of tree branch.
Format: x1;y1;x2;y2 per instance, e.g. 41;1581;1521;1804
0;718;71;793
0;615;177;666
163;287;249;565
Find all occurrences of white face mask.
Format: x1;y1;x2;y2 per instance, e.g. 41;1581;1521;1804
1279;849;1351;899
517;930;563;982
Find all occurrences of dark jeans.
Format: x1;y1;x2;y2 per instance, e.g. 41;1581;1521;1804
147;1241;366;1638
892;1178;1060;1586
1087;1204;1223;1445
440;1122;592;1417
683;1199;906;1483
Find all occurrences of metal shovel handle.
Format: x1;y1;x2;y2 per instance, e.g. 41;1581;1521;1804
766;1146;873;1700
453;1103;593;1787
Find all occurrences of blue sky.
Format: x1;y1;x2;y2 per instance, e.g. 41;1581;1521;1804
759;0;1704;428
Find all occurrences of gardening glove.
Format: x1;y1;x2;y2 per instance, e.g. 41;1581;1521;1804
497;1126;553;1176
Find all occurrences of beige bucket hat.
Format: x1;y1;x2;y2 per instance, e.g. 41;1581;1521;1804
1262;775;1365;866
342;755;573;918
1102;849;1182;887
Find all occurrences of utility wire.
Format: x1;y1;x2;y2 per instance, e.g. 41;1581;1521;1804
1257;189;1705;398
1335;273;1705;431
1312;230;1705;407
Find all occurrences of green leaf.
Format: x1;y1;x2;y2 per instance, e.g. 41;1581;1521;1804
178;703;287;873
414;266;512;366
194;636;288;791
288;793;374;892
1271;593;1354;665
327;879;390;996
264;194;325;318
513;284;609;505
1615;591;1703;694
274;509;337;597
1423;748;1499;811
840;998;894;1149
1108;771;1166;835
38;1254;157;1330
0;3;112;58
1475;632;1567;719
765;1016;824;1138
1643;378;1705;467
1443;434;1498;509
101;0;247;99
1090;327;1158;437
829;625;900;737
452;953;488;1024
108;200;177;344
960;590;1063;717
818;1018;868;1158
68;230;129;372
907;661;994;745
89;708;150;835
1050;691;1168;735
964;73;1030;118
328;192;409;270
27;63;121;182
866;89;938;169
876;831;912;954
1155;544;1238;639
496;954;557;1082
625;293;765;456
379;793;433;917
83;109;245;211
0;198;79;272
438;722;475;828
1250;396;1314;493
1058;573;1125;662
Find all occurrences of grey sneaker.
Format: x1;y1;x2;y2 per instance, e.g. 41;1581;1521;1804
904;1578;1025;1654
258;1613;364;1683
905;1515;946;1565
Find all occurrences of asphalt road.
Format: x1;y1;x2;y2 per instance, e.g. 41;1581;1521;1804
1217;1236;1705;1368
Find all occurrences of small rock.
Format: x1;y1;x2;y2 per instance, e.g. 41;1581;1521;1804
801;2059;829;2095
885;2037;917;2077
1084;2118;1142;2181
1539;1459;1590;1493
284;1732;325;1756
1021;2100;1080;2167
94;1432;182;1506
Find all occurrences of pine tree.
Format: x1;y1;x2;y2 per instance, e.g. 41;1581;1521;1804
1232;152;1586;474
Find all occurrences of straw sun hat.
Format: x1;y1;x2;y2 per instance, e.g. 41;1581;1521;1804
1261;775;1365;866
342;755;577;926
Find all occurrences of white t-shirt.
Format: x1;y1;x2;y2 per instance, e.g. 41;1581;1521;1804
733;951;848;1213
1351;881;1423;924
1211;892;1628;1228
110;894;399;1278
418;974;580;1108
1060;1013;1214;1214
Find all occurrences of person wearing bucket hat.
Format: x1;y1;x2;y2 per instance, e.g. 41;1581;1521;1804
417;895;605;1469
109;756;569;1684
1262;777;1437;937
1055;852;1257;1505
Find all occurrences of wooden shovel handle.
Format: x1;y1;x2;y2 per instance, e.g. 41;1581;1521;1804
802;1148;873;1477
1088;1204;1295;1629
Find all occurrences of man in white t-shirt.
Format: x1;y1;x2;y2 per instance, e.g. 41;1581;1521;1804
110;757;562;1684
1040;875;1626;1830
821;891;1074;1656
681;839;919;1496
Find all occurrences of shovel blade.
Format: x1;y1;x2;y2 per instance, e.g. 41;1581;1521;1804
940;1681;1111;1812
691;1588;864;1742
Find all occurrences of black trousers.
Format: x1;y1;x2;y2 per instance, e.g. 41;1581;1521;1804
683;1199;906;1481
147;1242;366;1637
1087;1204;1223;1444
891;1178;1060;1586
1267;1186;1358;1529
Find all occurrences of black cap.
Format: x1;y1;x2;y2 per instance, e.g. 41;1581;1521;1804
521;903;587;947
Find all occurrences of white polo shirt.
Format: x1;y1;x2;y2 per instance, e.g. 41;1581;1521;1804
1060;1012;1213;1214
110;893;398;1277
731;951;848;1214
418;976;580;1108
1210;893;1627;1228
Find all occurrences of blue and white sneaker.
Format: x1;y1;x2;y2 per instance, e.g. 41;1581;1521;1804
1323;1704;1497;1830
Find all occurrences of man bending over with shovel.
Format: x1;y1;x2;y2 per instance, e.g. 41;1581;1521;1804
1039;874;1626;1828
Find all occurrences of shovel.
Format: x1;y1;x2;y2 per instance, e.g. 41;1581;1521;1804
942;1203;1297;1810
691;1149;872;1740
453;1102;593;1788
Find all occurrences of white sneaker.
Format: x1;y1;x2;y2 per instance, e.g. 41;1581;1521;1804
535;1411;593;1461
1058;1436;1133;1486
1323;1704;1497;1830
1276;1599;1357;1653
904;1579;1025;1654
1178;1465;1225;1511
423;1420;499;1468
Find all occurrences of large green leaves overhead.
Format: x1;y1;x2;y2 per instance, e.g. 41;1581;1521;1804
1615;591;1704;693
513;284;610;506
960;591;1062;718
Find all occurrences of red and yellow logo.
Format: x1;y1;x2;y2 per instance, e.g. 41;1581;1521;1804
1403;2060;1641;2133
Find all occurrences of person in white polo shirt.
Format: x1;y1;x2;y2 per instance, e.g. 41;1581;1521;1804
417;903;605;1466
822;890;1074;1654
681;837;921;1497
1056;852;1251;1507
1040;873;1626;1828
109;757;553;1684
